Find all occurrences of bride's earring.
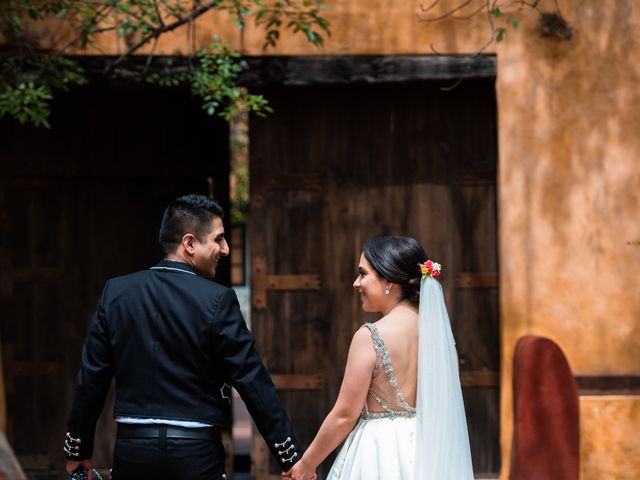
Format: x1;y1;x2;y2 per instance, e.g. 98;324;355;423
385;285;391;295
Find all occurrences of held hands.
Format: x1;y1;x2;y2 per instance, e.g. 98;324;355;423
282;456;317;480
66;459;95;480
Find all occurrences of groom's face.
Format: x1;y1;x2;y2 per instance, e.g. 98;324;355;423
192;216;229;278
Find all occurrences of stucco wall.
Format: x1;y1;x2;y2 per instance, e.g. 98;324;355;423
581;396;640;480
34;0;492;56
496;2;640;478
12;0;640;477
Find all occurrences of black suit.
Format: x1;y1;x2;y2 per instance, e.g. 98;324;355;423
65;260;299;478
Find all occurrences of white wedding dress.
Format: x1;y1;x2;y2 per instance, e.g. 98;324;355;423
326;323;417;480
327;275;474;480
326;276;474;480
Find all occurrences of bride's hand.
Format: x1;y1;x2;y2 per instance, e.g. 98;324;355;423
289;456;317;480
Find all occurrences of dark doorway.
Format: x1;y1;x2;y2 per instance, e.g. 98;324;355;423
0;85;229;479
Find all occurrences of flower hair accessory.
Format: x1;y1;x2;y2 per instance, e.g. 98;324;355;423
418;260;442;279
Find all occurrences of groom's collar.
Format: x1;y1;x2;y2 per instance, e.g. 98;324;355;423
151;260;199;276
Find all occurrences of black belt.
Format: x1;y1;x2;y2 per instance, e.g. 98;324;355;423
117;423;221;442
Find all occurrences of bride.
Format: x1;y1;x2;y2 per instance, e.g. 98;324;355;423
285;236;474;480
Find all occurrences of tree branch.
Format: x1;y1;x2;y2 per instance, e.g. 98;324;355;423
108;0;220;71
420;0;443;13
418;0;474;22
153;0;166;27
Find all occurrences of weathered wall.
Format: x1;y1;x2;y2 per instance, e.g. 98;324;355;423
12;0;640;478
580;396;640;480
496;2;640;478
31;0;492;56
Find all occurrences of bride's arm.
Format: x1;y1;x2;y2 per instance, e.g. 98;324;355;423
295;327;376;472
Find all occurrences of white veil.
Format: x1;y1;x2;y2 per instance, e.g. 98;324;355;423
413;275;474;479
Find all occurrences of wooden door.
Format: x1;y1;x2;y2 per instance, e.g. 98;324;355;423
249;79;499;478
0;85;229;479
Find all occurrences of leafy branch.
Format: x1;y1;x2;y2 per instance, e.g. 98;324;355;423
0;0;331;127
417;0;570;90
418;0;544;53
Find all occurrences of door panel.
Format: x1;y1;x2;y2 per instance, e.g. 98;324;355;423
0;86;229;479
250;79;500;477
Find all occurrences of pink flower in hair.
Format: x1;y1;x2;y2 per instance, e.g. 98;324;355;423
418;260;442;279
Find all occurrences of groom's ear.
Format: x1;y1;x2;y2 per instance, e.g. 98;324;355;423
181;233;197;256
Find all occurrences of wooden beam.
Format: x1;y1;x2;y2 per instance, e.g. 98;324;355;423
454;169;497;185
272;374;324;391
239;55;497;86
460;371;499;388
576;374;640;395
255;175;324;191
455;273;498;289
252;256;321;310
265;275;321;291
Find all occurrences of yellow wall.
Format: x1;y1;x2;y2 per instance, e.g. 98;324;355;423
581;397;640;480
29;0;493;56
496;2;640;478
12;0;640;477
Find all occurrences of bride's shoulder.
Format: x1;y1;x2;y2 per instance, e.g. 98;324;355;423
381;307;418;325
342;325;377;368
376;310;418;337
353;323;375;342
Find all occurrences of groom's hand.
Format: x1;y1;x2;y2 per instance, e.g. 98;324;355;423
282;468;292;479
66;458;95;480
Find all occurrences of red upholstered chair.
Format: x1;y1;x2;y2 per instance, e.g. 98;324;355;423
510;336;579;480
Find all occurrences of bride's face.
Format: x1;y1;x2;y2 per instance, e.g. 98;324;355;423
353;253;388;313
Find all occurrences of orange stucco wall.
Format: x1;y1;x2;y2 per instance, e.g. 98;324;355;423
496;2;640;478
10;0;640;477
29;0;493;56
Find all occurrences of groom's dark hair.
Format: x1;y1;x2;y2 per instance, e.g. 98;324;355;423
159;194;224;255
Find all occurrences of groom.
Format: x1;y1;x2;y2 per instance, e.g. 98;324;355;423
64;194;313;479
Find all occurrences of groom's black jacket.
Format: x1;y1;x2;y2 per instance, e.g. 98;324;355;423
66;260;299;470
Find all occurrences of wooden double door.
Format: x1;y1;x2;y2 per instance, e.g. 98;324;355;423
0;85;229;479
249;79;500;478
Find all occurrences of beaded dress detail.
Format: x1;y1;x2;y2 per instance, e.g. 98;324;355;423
361;323;416;420
326;323;417;480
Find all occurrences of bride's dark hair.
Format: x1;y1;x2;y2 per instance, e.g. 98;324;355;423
363;236;429;305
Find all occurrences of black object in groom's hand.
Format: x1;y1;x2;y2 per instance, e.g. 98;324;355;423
69;467;102;480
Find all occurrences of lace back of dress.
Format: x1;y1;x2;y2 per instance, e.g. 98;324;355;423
362;323;416;420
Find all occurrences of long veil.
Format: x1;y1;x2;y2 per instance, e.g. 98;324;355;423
413;275;474;479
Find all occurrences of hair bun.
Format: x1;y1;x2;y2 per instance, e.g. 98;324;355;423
401;281;421;303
